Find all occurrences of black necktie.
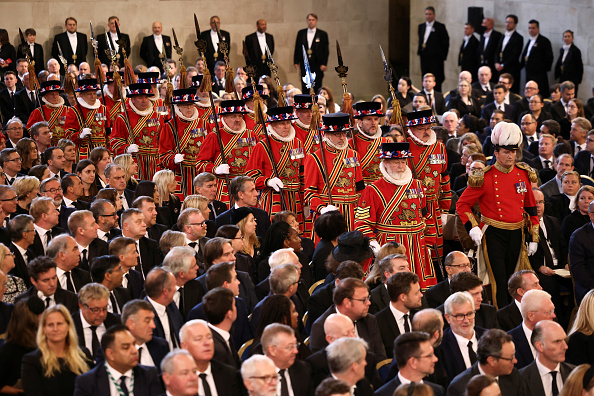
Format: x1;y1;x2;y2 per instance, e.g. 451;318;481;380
209;202;217;218
550;371;559;396
177;287;184;317
45;297;51;308
468;340;477;364
137;346;143;363
279;369;290;396
30;92;35;103
403;314;410;333
90;325;100;358
167;307;179;348
110;291;119;314
189;242;197;248
120;375;130;396
544;160;551;169
199;373;212;396
45;230;52;248
427;93;432;107
81;249;88;270
64;271;75;292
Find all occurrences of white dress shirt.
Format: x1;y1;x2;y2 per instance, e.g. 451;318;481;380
97;229;110;242
153;34;163;53
522;322;537;359
198;363;218;396
80;311;106;352
136;342;155;367
121;193;129;210
256;31;267;55
562;44;571;63
526;34;539;58
502;30;515;51
307;28;317;48
34;223;51;253
453;330;478;369
67;31;78;53
37;290;55;307
483;30;492;49
536;358;563;396
210;30;219;52
389;303;411;335
105;362;134;396
109;31;120;52
14;243;28;263
63;196;76;208
209;323;231;351
398;372;424;385
276;365;295;396
539;217;559;267
56;267;74;291
148;297;173;349
423;21;434;45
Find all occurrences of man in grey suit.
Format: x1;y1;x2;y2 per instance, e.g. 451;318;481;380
540;153;574;201
519;320;574;396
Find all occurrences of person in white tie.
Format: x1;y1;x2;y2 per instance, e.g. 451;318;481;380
477;66;492;92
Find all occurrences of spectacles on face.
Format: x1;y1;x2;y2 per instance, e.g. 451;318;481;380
6;157;22;162
521;121;535;125
448;263;475;270
5;127;23;131
83;303;108;314
450;311;476;321
232;235;244;240
1;196;17;202
45;187;63;194
24;228;35;233
350;295;371;303
278;342;301;352
492;354;515;362
99;213;117;218
188;221;207;227
250;375;278;384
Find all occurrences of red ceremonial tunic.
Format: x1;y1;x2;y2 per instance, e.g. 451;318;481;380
111;103;163;181
349;132;389;185
196;103;218;134
195;121;257;204
64;101;110;162
294;120;321;155
101;92;124;124
244;111;265;139
355;174;436;289
151;97;171;122
246;129;304;223
26;103;72;146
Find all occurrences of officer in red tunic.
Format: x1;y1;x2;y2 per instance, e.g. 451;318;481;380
159;87;207;196
26;80;72;146
242;85;266;138
191;75;218;135
111;82;164;181
457;121;539;309
350;101;389;185
195;99;257;204
64;78;110;162
136;71;169;119
246;106;304;222
293;94;320;154
355;142;436;289
304;112;365;236
406;109;451;268
100;71;125;124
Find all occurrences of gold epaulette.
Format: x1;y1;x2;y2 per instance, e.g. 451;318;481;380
515;162;538;184
468;165;491;188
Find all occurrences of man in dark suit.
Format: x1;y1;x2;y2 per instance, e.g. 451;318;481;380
8;214;38;288
472;66;494;102
121;209;163;278
132;196;167;242
160;349;201;396
483;73;523;108
555;30;583;93
376;332;445;396
51;17;88;71
458;23;479;81
91;200;121;243
262;324;313;396
91;255;130;316
540;153;573;201
447;329;526;396
109;236;145;299
477;18;502;82
519;320;574;396
425;251;472;309
417;6;449;92
310;278;387;361
13;72;38;125
73;324;163;395
293;13;329;93
17;29;44;76
421;73;447;115
145;267;184;350
180;319;243;395
178;208;209;271
436;292;486;384
497;270;542;332
48;235;92;294
202;287;240;369
15;256;79;313
369;254;410;314
139;21;172;72
72;283;121;360
508;289;556;370
325;337;375;396
569;202;594;304
520;20;554;96
245;19;275;78
163;246;204;320
495;15;524;93
69;210;109;271
0;71;18;124
61;174;90;211
97;16;131;68
376;272;423;359
199;16;231;75
551;80;576;123
481;84;514;122
193;172;227;237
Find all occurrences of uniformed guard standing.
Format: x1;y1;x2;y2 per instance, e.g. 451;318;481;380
137;71;169;120
246;106;305;223
293;94;320;154
100;71;125;124
191;75;218;135
26;80;72;146
355;141;436;289
457;121;539;309
242;85;266;139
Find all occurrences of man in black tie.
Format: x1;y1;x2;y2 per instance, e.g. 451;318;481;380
472;66;494;100
145;267;184;350
97;16;131;69
293;13;329;93
477;18;502;82
105;164;135;211
417;6;450;92
17;29;44;76
570;118;592;163
244;19;275;78
180;319;243;395
161;349;200;396
551;81;576;123
8;214;37;285
133;196;167;242
202;287;240;369
211;61;226;97
521;114;539;148
533;134;556;174
13;72;38;125
163;246;203;320
30;196;63;257
121;208;163;277
519;320;574;396
369;254;411;314
109;237;145;299
30;121;52;155
0;72;18;123
43;147;66;181
91;255;130;316
425;251;472;309
69;210;109;271
0;149;24;186
61;174;89;210
376;272;424;359
91;199;121;243
178;208;209;270
262;323;313;396
48;234;91;294
140;21;172;72
194;172;227;237
497;270;543;332
326;337;374;395
421;73;446;115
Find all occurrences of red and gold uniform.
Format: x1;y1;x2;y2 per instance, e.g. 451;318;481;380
27;93;72;146
244;110;265;139
196;102;218;134
246;110;304;223
241;85;268;139
294;120;321;155
100;72;124;125
111;83;164;181
349;129;388;185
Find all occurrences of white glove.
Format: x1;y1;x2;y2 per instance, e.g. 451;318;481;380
214;164;230;175
267;177;284;192
79;128;92;139
174;154;185;164
441;213;449;226
127;144;139;154
320;205;339;215
527;242;538;256
369;240;381;255
469;226;483;247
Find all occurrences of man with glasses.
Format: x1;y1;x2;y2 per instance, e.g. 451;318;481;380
436;291;486;384
574;129;594;177
242;355;278;396
375;331;444;396
91;199;121;243
426;251;472;308
0;185;18;227
8;214;39;287
508;289;556;370
484;73;522;106
497;270;543;332
261;323;312;395
178;207;208;267
91;255;129;315
310;277;387;361
40;177;68;229
121;208;162;278
73;282;120;360
4;117;23;148
0;148;24;185
521;114;540;150
511;81;539;123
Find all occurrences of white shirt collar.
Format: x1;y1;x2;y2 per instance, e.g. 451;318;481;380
256;31;266;38
529;34;539;42
63;196;75;207
208;323;230;342
37;289;53;300
13;243;28;258
397;372;424;385
536;357;560;376
148;296;167;316
197;361;212;375
105;361;133;381
505;29;516;37
34;223;50;236
522;322;537;357
67;31;77;38
426;21;435;27
308;27;317;34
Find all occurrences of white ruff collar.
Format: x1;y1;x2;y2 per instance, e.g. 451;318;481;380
130;100;154;116
357;123;382;139
77;97;100;110
267;124;295;142
380;161;412;185
407;128;437;146
245;103;267;115
42;96;65;108
196;100;211;108
295;118;310;130
174;105;199;121
103;84;124;101
323;135;349;150
221;117;246;134
148;91;160;102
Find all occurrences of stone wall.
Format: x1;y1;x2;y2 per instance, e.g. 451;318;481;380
409;0;592;101
1;0;389;101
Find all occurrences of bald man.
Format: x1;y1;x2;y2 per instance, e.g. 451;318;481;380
425;251;472;308
244;19;275;78
140;21;172;72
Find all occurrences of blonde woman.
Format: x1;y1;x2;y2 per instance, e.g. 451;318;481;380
567;290;594;366
21;304;91;396
0;242;26;303
232;207;260;268
113;153;139;191
57;139;77;174
365;242;407;289
13;175;40;215
153;169;181;228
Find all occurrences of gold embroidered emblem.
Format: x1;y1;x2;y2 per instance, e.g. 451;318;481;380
398;208;416;221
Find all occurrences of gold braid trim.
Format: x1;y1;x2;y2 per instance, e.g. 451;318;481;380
466;212;479;228
481;215;524;230
529;224;540;242
516;162;538;184
468;165;491;188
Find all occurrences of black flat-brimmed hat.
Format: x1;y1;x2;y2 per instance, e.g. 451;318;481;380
332;231;373;263
230;206;253;225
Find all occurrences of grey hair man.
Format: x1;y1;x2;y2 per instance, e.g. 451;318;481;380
326;337;371;394
163;246;201;319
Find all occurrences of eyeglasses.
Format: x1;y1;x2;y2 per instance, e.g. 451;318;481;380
45;187;62;194
99;213;117;218
5;127;23;131
448;263;475;270
414;352;436;359
188;221;207;227
0;196;17;202
520;122;535;125
250;375;278;384
83;303;108;314
450;311;475;321
24;228;35;233
6;157;22;162
277;342;301;352
350;295;371;303
492;354;516;362
233;235;244;240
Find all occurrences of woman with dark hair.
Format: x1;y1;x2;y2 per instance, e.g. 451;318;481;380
16;138;40;174
28;164;50;182
562;185;594;241
465;374;500;396
318;86;339;113
95;187;123;211
134;180;160;201
311;210;348;281
0;29;17;76
395;77;415;109
89;147;111;190
0;298;43;394
255;221;302;283
232;207;260;280
76;159;98;203
215;224;253;279
258;76;278;108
